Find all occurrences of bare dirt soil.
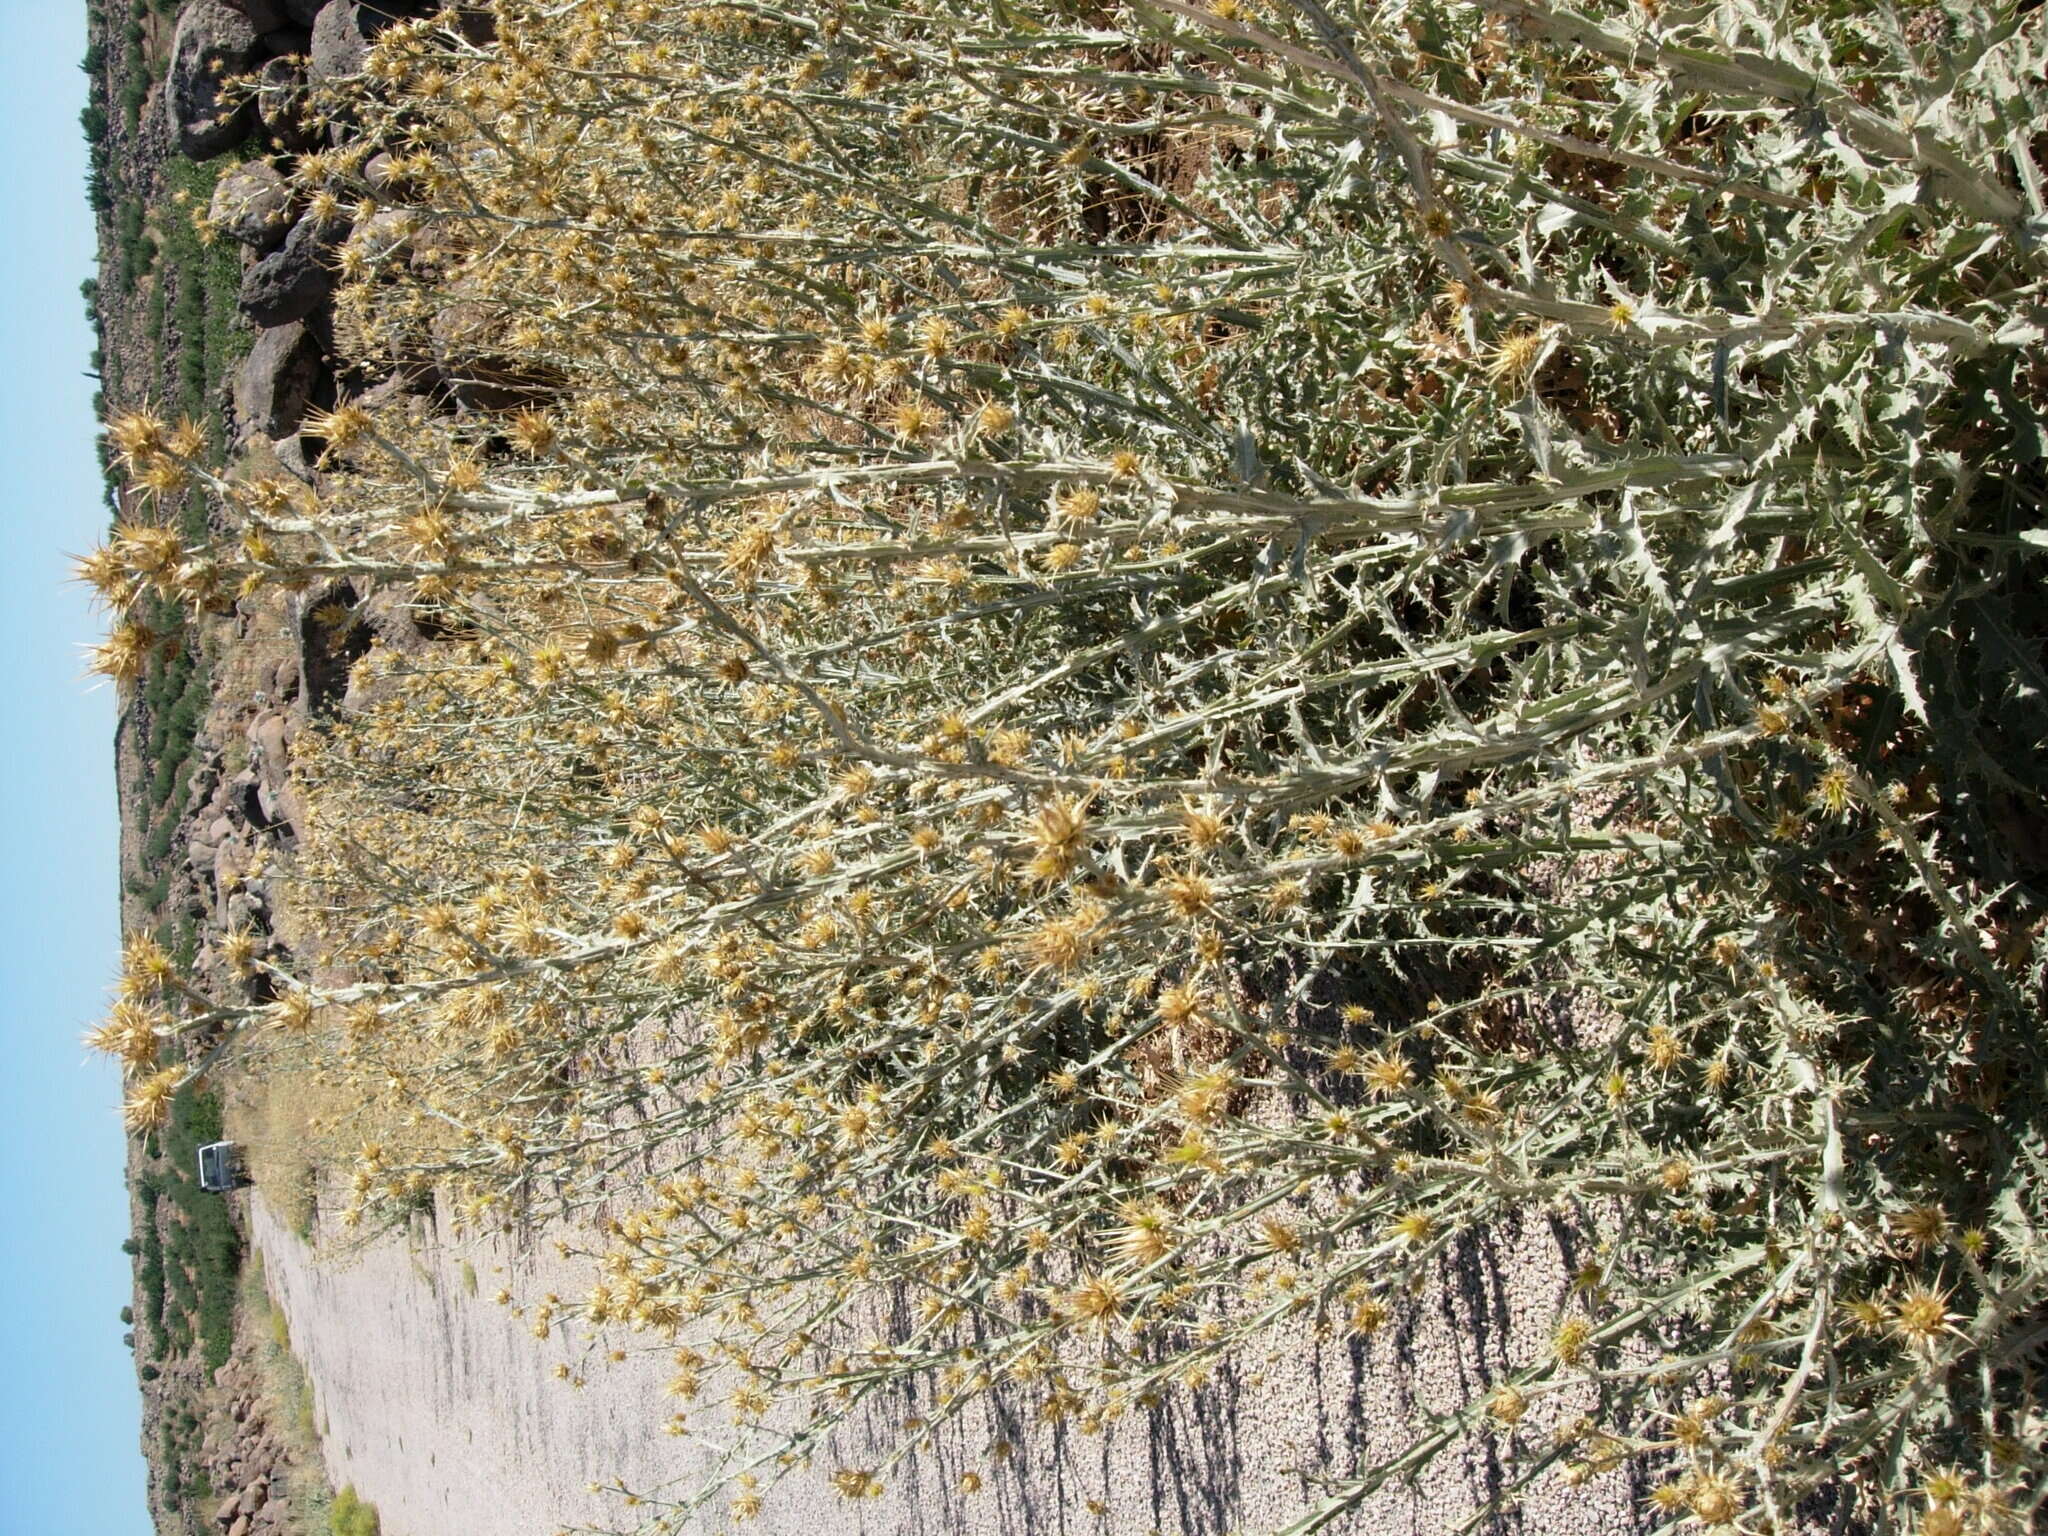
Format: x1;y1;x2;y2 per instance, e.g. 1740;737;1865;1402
249;1188;1646;1536
249;1194;682;1536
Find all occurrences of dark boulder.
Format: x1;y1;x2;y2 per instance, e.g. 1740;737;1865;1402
238;212;347;328
259;25;312;57
308;0;431;81
209;161;293;250
307;0;368;80
254;55;319;151
166;0;262;158
223;0;289;29
430;297;565;411
280;0;326;24
271;432;326;488
234;321;330;440
295;582;374;717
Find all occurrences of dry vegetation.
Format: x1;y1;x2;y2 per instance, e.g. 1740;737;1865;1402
84;0;2048;1532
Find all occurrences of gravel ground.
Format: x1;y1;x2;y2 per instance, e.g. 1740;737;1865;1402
250;1193;688;1536
250;1189;1649;1536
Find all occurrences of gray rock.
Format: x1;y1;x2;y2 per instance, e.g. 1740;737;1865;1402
234;321;328;440
188;815;222;856
256;779;292;832
166;0;261;158
352;207;413;265
248;713;305;830
225;893;268;934
238;213;345;328
214;1489;242;1527
214;835;250;896
306;0;365;80
209;161;292;250
271;433;325;488
254;56;318;151
363;150;403;197
308;0;426;80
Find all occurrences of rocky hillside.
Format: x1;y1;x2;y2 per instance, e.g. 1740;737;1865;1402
86;2;462;1530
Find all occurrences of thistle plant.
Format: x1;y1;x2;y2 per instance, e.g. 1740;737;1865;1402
84;0;2048;1530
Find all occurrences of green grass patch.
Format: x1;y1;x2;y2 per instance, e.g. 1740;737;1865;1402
161;155;255;449
130;1078;243;1375
161;1084;241;1374
115;195;153;292
134;1175;167;1358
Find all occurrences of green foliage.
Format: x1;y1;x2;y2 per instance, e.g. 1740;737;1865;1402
115;197;153;293
166;1087;241;1375
145;665;204;798
328;1487;381;1536
133;625;208;883
129;581;209;895
156;1409;212;1513
80;31;113;214
161;155;255;441
130;1076;241;1376
119;65;147;136
132;1175;166;1358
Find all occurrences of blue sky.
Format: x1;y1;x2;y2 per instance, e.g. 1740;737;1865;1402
0;2;152;1531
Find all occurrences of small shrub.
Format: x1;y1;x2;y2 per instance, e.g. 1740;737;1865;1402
118;68;147;136
328;1486;381;1536
114;198;152;292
